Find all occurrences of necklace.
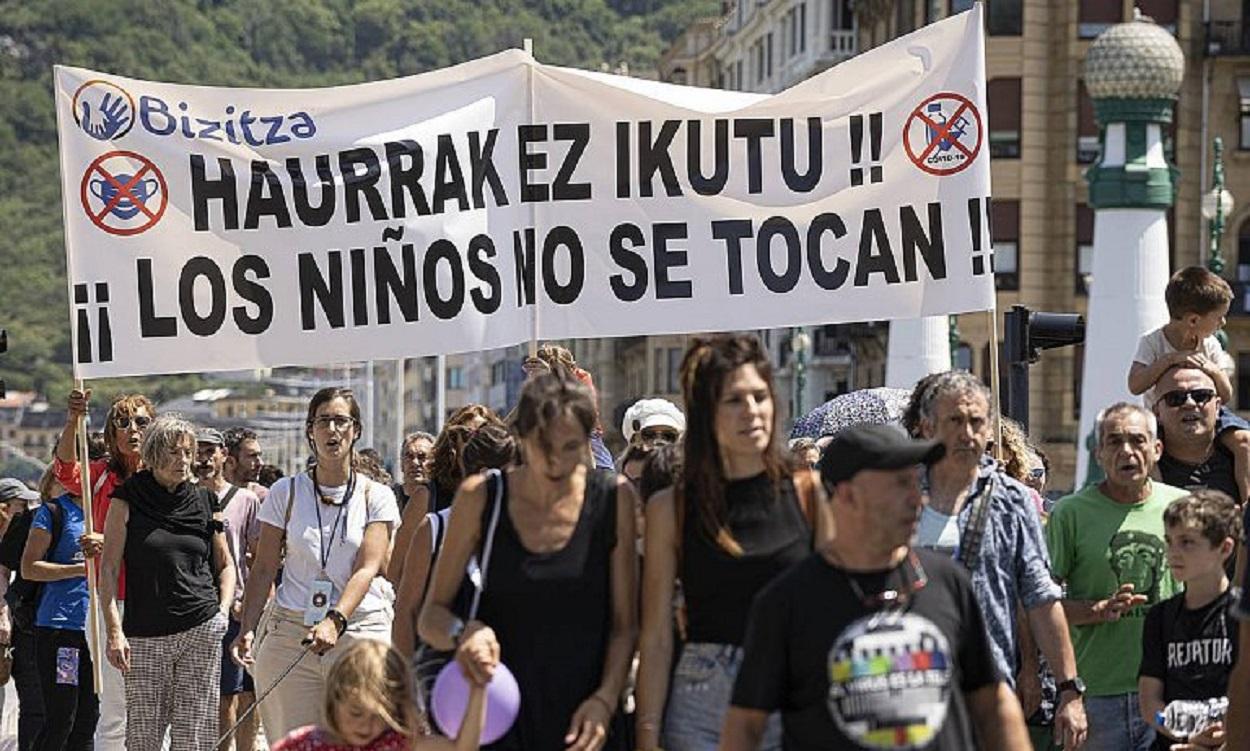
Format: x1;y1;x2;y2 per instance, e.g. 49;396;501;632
828;548;928;610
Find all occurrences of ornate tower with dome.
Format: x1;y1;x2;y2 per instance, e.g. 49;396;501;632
1075;10;1185;482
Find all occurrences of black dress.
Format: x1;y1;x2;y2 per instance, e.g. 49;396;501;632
477;468;623;751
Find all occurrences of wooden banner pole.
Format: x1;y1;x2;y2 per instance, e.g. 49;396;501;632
74;379;103;694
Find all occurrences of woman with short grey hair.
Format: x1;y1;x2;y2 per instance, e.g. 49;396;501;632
98;415;235;751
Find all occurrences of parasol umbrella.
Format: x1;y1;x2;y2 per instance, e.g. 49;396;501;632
789;387;913;441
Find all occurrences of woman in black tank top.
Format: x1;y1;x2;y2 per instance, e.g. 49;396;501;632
419;374;638;751
635;335;820;751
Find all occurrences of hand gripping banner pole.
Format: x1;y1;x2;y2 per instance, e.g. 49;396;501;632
75;378;103;694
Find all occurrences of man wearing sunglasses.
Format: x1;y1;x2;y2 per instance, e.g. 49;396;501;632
1152;366;1242;504
721;424;1031;750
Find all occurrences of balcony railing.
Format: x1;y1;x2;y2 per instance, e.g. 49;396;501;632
1207;21;1250;56
830;29;856;58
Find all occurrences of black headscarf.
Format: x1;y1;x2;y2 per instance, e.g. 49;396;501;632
112;469;215;539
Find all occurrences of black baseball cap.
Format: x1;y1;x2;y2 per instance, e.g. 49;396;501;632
818;423;945;487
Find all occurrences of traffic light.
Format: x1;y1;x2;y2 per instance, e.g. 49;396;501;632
1003;306;1085;430
1005;307;1085;364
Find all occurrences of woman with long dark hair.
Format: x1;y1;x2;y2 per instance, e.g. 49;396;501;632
231;387;400;740
634;335;820;751
420;374;638;750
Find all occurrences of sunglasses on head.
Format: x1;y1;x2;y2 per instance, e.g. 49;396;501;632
1160;388;1217;408
111;414;151;430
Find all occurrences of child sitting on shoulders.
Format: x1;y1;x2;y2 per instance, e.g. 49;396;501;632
272;640;484;751
1128;266;1250;502
1139;490;1241;751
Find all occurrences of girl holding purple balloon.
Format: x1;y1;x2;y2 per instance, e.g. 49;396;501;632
419;373;639;751
271;640;485;751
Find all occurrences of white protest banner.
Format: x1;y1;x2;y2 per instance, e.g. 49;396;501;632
55;7;992;379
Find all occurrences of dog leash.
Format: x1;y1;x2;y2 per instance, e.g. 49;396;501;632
214;639;314;750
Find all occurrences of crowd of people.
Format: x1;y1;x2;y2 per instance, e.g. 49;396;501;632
0;267;1246;750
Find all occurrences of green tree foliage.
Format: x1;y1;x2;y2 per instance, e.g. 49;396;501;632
0;0;717;400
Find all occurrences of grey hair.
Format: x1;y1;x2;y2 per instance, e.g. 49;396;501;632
916;370;993;425
404;431;436;446
1094;402;1158;446
139;414;197;469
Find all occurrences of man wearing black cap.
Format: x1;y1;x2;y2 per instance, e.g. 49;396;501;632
719;424;1030;750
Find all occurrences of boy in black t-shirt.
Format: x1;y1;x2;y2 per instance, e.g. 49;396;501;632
721;424;1030;751
1139;489;1241;750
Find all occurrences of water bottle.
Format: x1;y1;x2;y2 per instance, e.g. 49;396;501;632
1155;697;1228;739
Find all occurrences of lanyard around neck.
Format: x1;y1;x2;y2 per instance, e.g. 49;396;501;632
311;468;354;572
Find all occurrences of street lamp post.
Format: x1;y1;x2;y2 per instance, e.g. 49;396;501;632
790;327;811;421
1203;137;1234;275
1202;136;1234;349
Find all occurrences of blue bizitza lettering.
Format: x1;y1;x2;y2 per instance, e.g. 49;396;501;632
139;96;316;145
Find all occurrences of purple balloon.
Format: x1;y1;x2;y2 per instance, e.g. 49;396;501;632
430;660;520;744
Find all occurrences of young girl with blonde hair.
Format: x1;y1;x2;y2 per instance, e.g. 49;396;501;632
272;640;484;751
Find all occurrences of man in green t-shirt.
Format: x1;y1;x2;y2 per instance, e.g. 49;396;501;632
1048;402;1187;751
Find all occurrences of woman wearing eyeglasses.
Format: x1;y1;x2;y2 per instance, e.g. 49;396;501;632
230;387;400;740
634;336;822;751
53;389;154;751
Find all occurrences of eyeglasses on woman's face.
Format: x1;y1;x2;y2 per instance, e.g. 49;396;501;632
111;414;152;431
311;415;357;431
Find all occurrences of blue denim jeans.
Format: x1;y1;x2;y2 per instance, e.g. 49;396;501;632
1083;694;1154;751
662;643;781;751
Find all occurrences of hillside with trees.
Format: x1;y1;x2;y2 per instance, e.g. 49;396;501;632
0;0;715;402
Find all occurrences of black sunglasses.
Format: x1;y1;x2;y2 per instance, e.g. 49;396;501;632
1160;389;1217;408
111;414;152;430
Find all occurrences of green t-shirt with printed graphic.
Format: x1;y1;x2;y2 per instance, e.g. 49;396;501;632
1046;481;1186;697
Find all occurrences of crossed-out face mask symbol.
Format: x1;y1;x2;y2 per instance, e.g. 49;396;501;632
89;173;160;219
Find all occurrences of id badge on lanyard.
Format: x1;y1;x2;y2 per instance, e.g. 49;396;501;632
305;578;333;626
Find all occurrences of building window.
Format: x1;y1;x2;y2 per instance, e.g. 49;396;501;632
896;0;915;35
1240;79;1250;150
1240;354;1250;410
1079;0;1120;39
799;2;807;52
653;347;664;392
447;366;464;389
954;343;973;371
988;78;1021;159
1136;0;1177;34
1077;80;1099;163
666;348;683;393
1238;219;1250;283
949;0;974;13
736;60;743;91
992;199;1020;290
987;0;1022;36
1075;204;1094;295
766;32;774;78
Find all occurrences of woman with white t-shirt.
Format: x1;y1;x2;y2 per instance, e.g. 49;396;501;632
230;387;400;739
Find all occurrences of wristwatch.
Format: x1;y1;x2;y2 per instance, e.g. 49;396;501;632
325;609;348;637
448;617;466;647
1056;677;1086;700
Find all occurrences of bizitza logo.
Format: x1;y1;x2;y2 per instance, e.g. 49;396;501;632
72;80;135;141
827;612;953;749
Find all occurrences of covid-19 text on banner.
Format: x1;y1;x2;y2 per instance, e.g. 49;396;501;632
55;7;992;379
